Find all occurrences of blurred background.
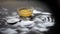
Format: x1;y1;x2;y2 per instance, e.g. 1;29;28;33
0;0;59;34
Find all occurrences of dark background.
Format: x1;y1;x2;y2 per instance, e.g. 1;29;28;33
39;0;59;34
